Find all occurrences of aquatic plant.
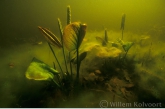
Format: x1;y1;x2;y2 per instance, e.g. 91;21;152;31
63;22;87;80
67;5;71;25
58;18;69;76
38;26;64;76
95;36;107;46
104;28;108;43
95;28;109;46
120;13;126;39
26;6;87;94
117;38;134;59
25;57;60;87
38;26;62;48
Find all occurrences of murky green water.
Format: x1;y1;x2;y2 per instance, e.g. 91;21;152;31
0;0;165;108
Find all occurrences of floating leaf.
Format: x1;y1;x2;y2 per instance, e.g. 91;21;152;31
63;22;87;51
25;58;60;86
38;26;62;48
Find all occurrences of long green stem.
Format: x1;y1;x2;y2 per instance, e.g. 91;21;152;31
53;62;56;69
76;48;80;80
69;52;73;79
48;42;64;76
52;61;62;87
58;18;69;76
122;29;124;40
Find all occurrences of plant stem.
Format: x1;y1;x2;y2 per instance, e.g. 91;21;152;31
69;52;73;79
123;50;128;60
48;42;64;76
52;61;62;86
76;48;80;80
53;62;56;69
122;29;124;40
58;18;69;76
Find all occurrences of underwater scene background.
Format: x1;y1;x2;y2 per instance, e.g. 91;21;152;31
0;0;165;108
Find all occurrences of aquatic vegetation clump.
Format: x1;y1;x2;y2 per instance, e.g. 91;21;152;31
22;4;165;108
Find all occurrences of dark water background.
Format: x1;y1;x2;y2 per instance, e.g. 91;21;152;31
1;0;165;47
0;0;165;107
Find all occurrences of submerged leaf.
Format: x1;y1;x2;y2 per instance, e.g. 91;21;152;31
122;42;134;52
71;51;87;64
117;38;134;52
63;22;87;51
25;57;59;81
95;36;107;46
38;26;62;48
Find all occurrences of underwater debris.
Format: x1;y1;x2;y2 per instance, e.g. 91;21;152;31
83;72;98;82
94;70;102;75
82;43;122;59
138;35;151;47
140;35;150;40
108;76;134;100
9;62;15;68
81;45;122;74
95;46;122;58
82;42;100;52
32;41;43;45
